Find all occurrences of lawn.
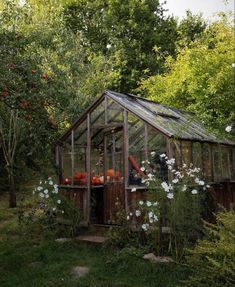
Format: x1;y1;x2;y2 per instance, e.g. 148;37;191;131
0;193;190;287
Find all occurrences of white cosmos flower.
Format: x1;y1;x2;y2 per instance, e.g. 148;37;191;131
172;178;179;184
167;193;174;199
37;186;43;191
151;151;156;157
225;125;232;132
206;185;210;188
161;181;169;192
198;180;205;186
146;201;152;207
129;212;133;216
44;189;48;194
126;215;130;220
142;223;149;231
166;158;175;165
131;187;137;192
182;185;187;191
53;184;58;189
191;189;198;195
153;201;158;206
39;180;42;184
140;167;145;172
106;44;112;49
153;215;158;222
61;210;64;214
57;199;61;204
49;180;53;185
141;160;145;164
148;211;154;218
52;207;56;211
147;173;154;180
32;191;35;195
135;210;141;217
45;194;49;198
139;201;144;205
39;192;44;198
160;153;166;158
149;218;154;223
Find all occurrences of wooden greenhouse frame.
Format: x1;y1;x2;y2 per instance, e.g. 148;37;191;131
55;90;235;225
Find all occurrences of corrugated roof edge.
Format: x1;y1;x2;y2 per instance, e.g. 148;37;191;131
56;90;235;146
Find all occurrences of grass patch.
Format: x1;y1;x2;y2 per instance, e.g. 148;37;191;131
0;192;190;287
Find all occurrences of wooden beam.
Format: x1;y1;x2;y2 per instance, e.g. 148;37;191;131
71;130;74;186
124;110;129;212
86;113;91;224
144;124;148;160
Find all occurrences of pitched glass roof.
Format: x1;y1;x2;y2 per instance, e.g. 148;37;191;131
106;90;234;145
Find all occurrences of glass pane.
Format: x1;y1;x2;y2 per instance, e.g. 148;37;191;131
74;120;87;146
61;142;72;184
73;147;87;185
192;142;201;170
91;127;104;185
182;141;192;167
107;98;124;123
148;126;167;181
106;129;123;183
203;143;212;181
172;140;181;168
213;146;221;181
221;146;230;180
231;148;235;180
128;114;146;185
91;100;105;126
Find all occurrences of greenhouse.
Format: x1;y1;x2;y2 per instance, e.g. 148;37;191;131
55;90;235;225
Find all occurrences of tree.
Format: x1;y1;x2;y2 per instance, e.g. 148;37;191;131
140;14;235;139
0;0;117;206
177;10;207;48
62;0;178;92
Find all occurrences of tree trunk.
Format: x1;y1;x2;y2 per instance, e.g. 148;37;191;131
8;166;16;208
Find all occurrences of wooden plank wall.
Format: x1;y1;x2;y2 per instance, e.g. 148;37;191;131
211;182;235;209
103;182;125;224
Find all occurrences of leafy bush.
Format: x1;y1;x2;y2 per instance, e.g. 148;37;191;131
19;178;81;238
184;210;235;287
128;154;209;260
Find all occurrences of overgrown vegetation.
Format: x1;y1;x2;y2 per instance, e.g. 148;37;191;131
0;193;190;287
184;210;235;287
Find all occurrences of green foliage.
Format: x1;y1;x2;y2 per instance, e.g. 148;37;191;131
184;210;235;287
63;0;178;91
0;0;117;195
107;207;148;249
132;156;207;261
18;178;82;238
177;10;207;48
140;14;235;139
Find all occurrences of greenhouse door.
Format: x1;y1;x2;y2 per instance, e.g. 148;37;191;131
103;127;125;225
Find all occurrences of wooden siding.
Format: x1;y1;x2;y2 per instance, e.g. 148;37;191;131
103;182;125;224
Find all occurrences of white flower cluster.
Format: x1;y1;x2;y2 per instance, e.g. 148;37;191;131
127;200;159;231
33;178;64;213
33;178;59;199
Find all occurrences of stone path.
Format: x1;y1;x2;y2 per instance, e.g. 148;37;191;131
76;235;108;244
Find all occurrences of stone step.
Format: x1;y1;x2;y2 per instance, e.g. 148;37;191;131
76;235;108;244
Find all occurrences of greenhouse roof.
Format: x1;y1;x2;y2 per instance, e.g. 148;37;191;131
106;91;233;145
59;90;234;145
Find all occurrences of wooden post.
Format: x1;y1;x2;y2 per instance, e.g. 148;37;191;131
104;96;108;184
144;124;148;160
124;110;129;212
71;130;74;186
211;144;215;181
86;113;91;224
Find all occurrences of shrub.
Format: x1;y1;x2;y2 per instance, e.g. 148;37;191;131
128;154;210;260
19;178;81;237
183;210;235;287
